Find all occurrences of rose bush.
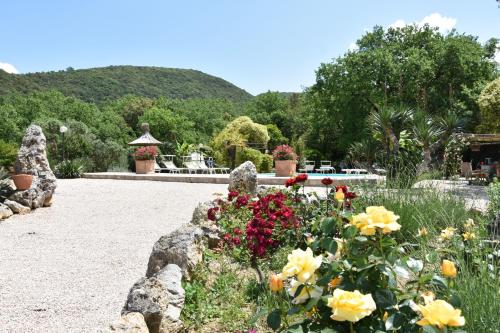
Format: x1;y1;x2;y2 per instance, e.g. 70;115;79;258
203;177;487;332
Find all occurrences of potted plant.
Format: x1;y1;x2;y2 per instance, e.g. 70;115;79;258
272;145;297;177
11;160;33;191
134;146;158;174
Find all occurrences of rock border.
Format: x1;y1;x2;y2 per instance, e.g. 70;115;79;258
111;162;258;333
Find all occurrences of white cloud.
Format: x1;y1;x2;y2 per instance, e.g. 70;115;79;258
389;19;406;29
0;62;19;74
495;51;500;64
348;42;358;51
389;13;457;34
418;13;457;32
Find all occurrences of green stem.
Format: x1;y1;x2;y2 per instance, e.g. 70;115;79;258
349;322;355;333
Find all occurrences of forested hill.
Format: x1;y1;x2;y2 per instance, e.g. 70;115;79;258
0;66;253;103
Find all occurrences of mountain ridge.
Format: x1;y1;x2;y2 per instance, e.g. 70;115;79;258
0;65;253;103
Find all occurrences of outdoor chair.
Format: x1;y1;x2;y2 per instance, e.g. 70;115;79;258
190;152;229;174
318;160;336;174
156;155;183;173
299;160;316;173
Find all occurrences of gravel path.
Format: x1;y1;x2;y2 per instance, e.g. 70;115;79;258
0;179;227;333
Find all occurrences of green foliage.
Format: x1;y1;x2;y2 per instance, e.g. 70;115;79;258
266;124;288;151
260;154;274;173
212;116;269;167
486;180;500;218
138;104;194;144
0;140;17;169
443;133;469;178
236;147;263;171
0;66;253;104
54;160;84;179
305;25;498;158
477;77;500;133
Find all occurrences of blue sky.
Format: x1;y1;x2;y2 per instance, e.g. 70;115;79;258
1;0;499;95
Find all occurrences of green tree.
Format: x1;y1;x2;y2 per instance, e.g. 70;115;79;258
305;25;498;158
477;77;500;133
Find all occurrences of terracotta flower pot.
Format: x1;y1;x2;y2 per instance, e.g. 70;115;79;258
275;160;296;177
135;159;155;174
12;174;33;190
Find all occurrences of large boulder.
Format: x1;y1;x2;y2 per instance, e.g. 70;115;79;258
0;178;16;201
123;264;184;333
4;199;31;215
109;312;149;333
146;224;204;279
9;125;57;209
0;203;13;219
228;161;257;194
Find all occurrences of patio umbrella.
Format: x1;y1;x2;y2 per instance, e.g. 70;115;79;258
128;123;162;146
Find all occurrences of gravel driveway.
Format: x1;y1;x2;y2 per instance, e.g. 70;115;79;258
0;179;227;333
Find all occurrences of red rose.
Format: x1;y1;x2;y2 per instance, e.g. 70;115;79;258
321;177;333;186
228;191;239;201
335;185;348;193
233;227;243;235
232;236;241;245
207;207;219;221
295;173;308;182
285;177;296;187
345;191;357;199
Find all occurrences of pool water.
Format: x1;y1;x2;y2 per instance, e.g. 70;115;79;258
259;173;366;178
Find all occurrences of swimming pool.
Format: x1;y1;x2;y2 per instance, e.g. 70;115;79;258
258;173;365;178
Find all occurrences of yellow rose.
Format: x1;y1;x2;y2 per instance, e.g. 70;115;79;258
420;291;435;305
282;247;322;283
439;227;456;241
335;189;345;201
417;227;428;237
462;231;476;241
441;259;457;278
366;206;401;234
288;279;323;304
327;289;377;322
417;300;465;328
350;212;376;235
269;273;283;292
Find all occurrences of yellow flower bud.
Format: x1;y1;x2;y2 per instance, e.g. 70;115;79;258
383;311;389;321
269;273;284;292
420;291;435;305
464;218;475;229
417;227;428;237
441;259;457;278
335;189;345;201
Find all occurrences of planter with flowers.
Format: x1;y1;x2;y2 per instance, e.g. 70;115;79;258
273;145;297;177
134;146;158;174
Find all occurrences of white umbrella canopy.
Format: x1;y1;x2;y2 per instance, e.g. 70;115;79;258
128;123;162;146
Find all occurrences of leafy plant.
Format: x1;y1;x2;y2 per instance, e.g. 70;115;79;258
54;159;84;179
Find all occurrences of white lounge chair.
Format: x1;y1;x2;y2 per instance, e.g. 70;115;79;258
318;160;336;174
299;160;315;173
155;155;183;173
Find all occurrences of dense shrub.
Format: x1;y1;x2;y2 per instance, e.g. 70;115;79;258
260;154;273;173
236;147;263;172
54;160;84;179
0;140;17;169
486;180;500;218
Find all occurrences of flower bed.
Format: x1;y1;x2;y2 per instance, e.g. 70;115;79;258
184;175;498;333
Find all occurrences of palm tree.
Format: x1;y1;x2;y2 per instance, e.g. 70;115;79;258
348;139;381;170
412;111;443;170
368;106;413;159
